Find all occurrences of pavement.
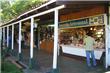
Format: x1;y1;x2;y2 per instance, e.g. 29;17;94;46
11;45;110;73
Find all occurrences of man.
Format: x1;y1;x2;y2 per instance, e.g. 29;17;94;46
84;32;96;67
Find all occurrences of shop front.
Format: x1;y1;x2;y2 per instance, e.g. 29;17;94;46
1;1;110;72
58;3;109;68
59;14;105;60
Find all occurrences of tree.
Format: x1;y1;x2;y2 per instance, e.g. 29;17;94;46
0;0;45;25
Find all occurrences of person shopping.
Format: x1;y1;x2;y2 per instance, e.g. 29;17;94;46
84;32;97;67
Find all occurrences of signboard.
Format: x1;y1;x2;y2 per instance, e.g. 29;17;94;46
89;15;104;25
59;18;89;28
59;15;104;28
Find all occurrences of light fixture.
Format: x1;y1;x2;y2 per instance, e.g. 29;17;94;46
97;31;102;34
97;35;101;37
94;28;96;31
48;25;54;27
34;23;38;28
100;29;103;32
90;28;93;30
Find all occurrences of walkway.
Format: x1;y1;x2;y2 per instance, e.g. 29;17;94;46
12;44;109;73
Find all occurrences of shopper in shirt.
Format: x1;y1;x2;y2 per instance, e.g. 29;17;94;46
84;32;97;67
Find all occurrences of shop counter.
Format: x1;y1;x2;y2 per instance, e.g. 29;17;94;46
61;45;105;60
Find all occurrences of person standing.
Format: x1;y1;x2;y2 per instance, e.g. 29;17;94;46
84;32;97;67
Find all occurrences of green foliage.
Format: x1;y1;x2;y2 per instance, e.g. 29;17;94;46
1;60;23;73
0;0;44;24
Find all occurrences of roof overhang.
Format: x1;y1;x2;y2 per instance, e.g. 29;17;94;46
0;0;109;27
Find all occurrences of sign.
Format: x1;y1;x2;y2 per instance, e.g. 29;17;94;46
59;18;89;28
89;15;104;25
59;15;104;28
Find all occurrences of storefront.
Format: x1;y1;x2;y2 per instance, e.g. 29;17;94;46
0;1;110;72
59;14;105;60
58;4;110;68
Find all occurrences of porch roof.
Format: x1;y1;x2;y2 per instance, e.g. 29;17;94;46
1;0;109;27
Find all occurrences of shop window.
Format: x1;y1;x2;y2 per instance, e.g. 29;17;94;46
59;25;105;49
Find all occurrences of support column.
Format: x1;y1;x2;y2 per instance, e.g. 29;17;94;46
38;28;40;50
52;9;59;73
11;25;14;55
0;28;2;49
29;19;40;69
3;27;5;47
29;17;34;68
0;28;2;63
104;14;109;69
7;26;9;47
18;21;22;61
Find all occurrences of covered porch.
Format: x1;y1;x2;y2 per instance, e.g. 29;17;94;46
0;0;110;73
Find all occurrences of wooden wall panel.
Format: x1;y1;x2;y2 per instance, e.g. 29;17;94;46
60;6;105;21
40;39;53;54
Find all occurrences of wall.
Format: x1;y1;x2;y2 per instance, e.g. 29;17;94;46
60;6;105;22
40;39;53;54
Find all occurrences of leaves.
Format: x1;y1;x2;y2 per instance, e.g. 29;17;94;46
0;0;44;24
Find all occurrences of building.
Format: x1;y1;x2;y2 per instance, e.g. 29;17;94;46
0;0;110;73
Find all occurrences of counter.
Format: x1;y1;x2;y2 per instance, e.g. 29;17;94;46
61;44;105;60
